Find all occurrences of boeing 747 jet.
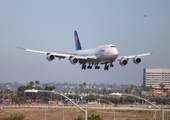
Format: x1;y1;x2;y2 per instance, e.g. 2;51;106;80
18;31;152;70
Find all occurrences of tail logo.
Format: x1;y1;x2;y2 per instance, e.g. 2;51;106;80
74;31;82;50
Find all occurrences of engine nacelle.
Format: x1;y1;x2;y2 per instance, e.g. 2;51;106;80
119;59;128;66
133;57;141;64
46;54;55;61
70;57;79;65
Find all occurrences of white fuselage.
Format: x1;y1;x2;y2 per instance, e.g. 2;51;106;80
76;44;118;63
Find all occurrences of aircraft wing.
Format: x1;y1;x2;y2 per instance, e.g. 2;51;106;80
17;47;97;61
17;47;73;58
118;52;153;60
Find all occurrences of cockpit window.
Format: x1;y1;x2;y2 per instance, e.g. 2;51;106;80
110;46;115;47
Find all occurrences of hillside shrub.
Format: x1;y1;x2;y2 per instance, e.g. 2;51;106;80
0;114;25;120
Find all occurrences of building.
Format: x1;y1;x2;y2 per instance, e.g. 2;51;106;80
153;89;167;97
143;68;170;89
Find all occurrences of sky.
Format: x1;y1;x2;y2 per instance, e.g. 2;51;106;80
0;1;170;85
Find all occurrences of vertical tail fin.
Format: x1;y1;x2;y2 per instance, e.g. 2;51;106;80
74;30;82;50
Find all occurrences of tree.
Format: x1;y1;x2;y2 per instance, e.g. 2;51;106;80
82;82;87;93
74;116;83;120
159;83;165;90
17;85;32;103
29;81;34;87
167;90;170;97
51;85;56;90
163;88;168;92
91;85;94;93
79;84;83;92
0;114;25;120
83;82;87;88
42;83;48;88
35;80;39;87
45;86;54;91
109;84;113;93
88;114;103;120
103;88;107;94
125;85;134;94
140;84;146;91
74;114;103;120
89;85;94;94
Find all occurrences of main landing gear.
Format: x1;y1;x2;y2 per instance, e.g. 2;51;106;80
82;64;100;70
81;63;114;70
81;64;86;70
95;65;100;69
82;64;93;69
87;65;93;69
104;63;114;71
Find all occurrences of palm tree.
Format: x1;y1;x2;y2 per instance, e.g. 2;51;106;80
89;85;94;94
83;82;87;89
35;80;39;87
140;84;146;91
109;84;113;93
29;81;34;87
79;84;83;93
51;85;56;90
159;83;165;90
103;88;107;94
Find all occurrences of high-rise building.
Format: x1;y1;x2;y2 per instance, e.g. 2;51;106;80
143;68;170;89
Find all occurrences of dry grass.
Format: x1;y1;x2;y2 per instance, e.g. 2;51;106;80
0;107;170;120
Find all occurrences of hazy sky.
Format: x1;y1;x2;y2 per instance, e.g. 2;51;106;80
0;1;170;85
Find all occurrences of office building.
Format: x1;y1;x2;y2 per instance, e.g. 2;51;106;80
143;68;170;89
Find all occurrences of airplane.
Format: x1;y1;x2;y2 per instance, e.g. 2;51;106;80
18;30;152;70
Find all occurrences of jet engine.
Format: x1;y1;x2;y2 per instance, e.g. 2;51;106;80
133;57;141;64
119;59;128;66
46;54;55;61
70;57;79;64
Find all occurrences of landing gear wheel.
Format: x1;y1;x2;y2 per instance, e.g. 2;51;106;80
95;66;100;69
110;63;114;67
81;64;86;70
104;64;109;70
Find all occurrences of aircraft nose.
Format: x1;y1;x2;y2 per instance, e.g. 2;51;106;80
113;48;118;58
114;48;118;55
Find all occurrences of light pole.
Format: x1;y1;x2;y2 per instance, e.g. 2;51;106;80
154;107;156;120
44;104;46;120
62;104;64;120
120;93;161;120
25;89;88;120
97;99;115;120
122;93;161;109
162;104;164;120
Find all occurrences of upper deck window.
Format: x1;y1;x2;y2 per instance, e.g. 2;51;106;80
110;46;115;48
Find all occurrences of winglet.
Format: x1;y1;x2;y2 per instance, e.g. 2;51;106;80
17;47;47;54
150;51;153;54
17;47;27;50
74;30;82;50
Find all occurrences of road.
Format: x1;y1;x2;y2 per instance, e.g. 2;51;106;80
1;104;170;112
